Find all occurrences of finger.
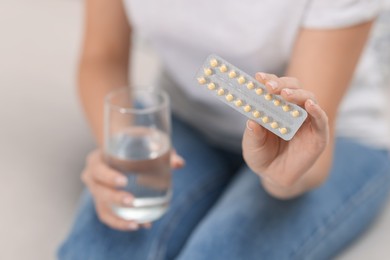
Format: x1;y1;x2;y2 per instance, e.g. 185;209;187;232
243;120;268;150
96;202;139;231
89;181;134;207
141;222;152;229
255;72;278;84
87;153;128;188
280;88;317;106
170;150;185;169
263;77;302;95
305;99;329;138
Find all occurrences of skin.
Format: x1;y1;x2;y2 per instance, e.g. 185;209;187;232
78;0;373;230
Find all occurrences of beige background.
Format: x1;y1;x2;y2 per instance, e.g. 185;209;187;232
0;0;389;259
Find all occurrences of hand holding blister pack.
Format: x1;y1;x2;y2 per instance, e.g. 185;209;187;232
196;54;308;141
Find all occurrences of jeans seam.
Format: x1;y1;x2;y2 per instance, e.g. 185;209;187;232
290;165;390;259
146;173;230;260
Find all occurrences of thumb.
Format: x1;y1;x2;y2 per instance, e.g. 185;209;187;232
242;120;268;151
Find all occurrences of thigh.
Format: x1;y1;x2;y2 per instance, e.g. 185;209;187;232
177;138;390;260
58;117;243;260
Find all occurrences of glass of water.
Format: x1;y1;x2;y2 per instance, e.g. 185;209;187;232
104;87;171;223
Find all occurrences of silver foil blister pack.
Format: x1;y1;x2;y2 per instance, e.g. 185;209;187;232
196;54;307;141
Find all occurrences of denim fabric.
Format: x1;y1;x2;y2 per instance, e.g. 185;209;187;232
58;117;390;260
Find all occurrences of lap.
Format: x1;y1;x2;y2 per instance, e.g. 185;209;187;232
178;138;390;260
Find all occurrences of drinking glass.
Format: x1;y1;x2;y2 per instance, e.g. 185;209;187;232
104;87;171;223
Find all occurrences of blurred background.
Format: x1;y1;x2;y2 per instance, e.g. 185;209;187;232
0;0;389;259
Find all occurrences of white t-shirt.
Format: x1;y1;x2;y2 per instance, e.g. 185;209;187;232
124;0;390;150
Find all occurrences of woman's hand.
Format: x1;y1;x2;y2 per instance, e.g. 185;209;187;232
242;72;329;191
81;149;185;231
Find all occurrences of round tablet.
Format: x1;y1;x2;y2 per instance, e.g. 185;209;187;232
273;100;281;106
247;82;255;90
255;88;263;95
252;111;261;118
204;68;213;76
210;59;218;67
262;116;269;123
237;76;246;84
228;70;237;78
220;65;228;73
270;122;279;129
235;100;243;107
282;105;290;112
197;77;206;85
217;89;225;96
264;94;272;101
226;94;234;101
207;82;216;90
279;128;288;134
244;105;251;112
291;110;300;117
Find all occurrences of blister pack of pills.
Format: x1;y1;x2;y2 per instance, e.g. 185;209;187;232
196;54;307;141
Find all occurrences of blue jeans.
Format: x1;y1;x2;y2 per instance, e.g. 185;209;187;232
58;117;390;260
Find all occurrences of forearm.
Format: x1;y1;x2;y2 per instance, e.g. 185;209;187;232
78;55;130;146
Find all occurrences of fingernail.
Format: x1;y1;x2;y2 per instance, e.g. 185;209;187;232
128;223;138;230
122;196;133;206
307;99;315;106
256;72;266;80
283;88;292;95
266;80;278;90
246;120;253;134
115;176;127;186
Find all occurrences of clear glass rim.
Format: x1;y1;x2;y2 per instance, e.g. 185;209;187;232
105;87;169;114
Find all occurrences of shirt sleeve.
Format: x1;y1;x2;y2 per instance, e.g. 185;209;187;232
302;0;383;29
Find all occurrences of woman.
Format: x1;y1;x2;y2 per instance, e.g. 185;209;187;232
59;0;390;259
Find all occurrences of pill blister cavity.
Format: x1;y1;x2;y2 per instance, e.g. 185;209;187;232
291;110;300;117
207;82;216;90
255;88;263;95
247;81;255;90
244;105;251;112
253;110;261;118
204;68;213;76
220;65;228;73
282;105;290;112
235;99;243;107
237;76;246;84
217;89;225;96
265;94;272;101
226;93;234;101
210;59;219;67
262;116;269;123
198;77;207;85
279;128;288;134
228;70;237;78
273;100;281;106
270;122;279;129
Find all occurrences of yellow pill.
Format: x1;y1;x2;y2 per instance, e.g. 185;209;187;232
247;81;255;90
291;110;300;117
264;94;272;101
244;105;251;112
252;111;261;118
273;100;281;106
210;59;218;67
197;77;206;85
270;122;279;129
262;116;269;123
220;65;228;73
204;68;213;76
226;94;234;101
237;76;246;84
279;128;288;134
282;105;290;112
207;82;216;90
255;88;263;95
235;99;243;107
217;89;225;96
228;70;237;78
